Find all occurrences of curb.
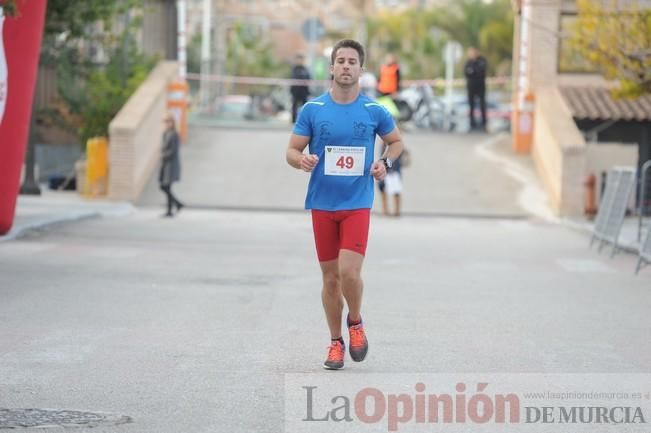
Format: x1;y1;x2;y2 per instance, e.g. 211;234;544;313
0;211;101;242
0;201;136;243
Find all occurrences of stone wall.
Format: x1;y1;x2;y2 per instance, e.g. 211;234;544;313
108;61;178;201
532;86;586;216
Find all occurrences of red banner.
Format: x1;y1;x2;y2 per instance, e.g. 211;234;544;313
0;0;47;235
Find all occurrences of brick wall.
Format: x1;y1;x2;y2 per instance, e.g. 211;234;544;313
108;61;178;201
532;85;586;216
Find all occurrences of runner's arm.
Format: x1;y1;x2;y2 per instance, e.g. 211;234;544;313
286;134;318;172
371;128;404;181
380;128;404;162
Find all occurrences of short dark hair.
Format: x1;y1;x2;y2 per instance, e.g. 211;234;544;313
331;39;365;67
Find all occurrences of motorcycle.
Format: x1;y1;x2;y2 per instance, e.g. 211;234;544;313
391;85;448;130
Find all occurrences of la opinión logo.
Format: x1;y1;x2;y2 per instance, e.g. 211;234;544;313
303;382;519;431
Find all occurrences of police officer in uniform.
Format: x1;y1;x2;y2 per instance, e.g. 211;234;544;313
290;54;311;124
464;47;488;131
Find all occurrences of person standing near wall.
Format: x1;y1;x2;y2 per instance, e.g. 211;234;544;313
159;114;184;217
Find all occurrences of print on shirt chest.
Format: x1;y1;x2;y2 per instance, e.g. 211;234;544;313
316;119;374;144
316;117;373;177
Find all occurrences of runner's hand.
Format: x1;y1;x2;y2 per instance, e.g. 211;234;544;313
300;154;319;172
371;161;386;181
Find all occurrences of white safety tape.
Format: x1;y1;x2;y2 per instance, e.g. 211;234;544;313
185;72;510;88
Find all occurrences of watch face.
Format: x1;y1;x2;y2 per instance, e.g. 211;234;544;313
386;158;393;169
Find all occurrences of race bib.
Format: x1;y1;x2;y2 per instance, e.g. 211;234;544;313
324;146;365;176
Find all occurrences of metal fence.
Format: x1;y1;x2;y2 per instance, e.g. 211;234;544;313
636;226;651;274
590;167;636;257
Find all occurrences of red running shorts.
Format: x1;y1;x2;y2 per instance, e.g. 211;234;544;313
311;209;371;262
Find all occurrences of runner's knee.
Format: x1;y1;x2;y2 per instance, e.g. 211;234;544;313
339;267;361;287
322;270;340;292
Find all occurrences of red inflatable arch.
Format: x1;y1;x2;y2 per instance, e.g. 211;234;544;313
0;0;47;235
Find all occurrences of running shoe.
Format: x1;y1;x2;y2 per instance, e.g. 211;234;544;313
323;340;345;370
348;320;368;362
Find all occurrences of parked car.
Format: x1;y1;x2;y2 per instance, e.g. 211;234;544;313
213;94;251;120
449;99;511;133
428;94;511;133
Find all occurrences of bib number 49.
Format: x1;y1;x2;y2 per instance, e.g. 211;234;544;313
336;156;354;169
324;146;364;176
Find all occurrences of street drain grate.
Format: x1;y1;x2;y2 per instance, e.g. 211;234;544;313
0;408;132;429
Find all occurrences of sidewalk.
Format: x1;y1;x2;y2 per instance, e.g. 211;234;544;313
0;188;134;242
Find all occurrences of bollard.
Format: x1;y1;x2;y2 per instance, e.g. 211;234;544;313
513;91;535;154
584;173;597;217
86;137;108;197
167;80;188;143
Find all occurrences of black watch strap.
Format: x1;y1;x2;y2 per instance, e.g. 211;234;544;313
380;157;389;169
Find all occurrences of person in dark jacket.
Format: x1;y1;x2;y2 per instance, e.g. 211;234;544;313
159;114;184;217
290;54;311;124
464;47;488;131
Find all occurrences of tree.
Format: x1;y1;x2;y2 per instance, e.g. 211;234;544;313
427;0;513;76
0;0;18;16
569;0;651;97
55;34;155;144
367;10;446;79
224;21;286;78
365;0;513;79
478;13;514;76
36;1;155;144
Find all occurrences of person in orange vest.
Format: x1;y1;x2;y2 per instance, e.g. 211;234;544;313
376;54;401;97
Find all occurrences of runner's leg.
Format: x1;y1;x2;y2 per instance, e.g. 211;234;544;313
338;249;364;322
319;259;343;339
338;209;370;321
312;210;344;339
339;209;370;362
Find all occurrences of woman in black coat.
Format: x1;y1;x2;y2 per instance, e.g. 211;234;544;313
159;114;184;217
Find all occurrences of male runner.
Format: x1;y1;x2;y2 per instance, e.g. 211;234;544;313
286;39;404;370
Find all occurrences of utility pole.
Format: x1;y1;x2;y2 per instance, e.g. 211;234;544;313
214;4;226;101
443;41;461;121
200;0;212;111
177;0;187;79
307;17;316;74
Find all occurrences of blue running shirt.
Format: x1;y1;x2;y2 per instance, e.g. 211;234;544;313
293;91;396;211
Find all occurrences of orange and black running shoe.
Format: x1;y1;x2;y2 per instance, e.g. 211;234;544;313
348;320;368;362
323;340;345;370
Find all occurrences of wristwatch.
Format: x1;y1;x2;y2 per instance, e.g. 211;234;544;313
380;157;393;170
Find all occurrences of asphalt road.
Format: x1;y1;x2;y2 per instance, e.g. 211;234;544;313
1;126;649;432
1;205;649;432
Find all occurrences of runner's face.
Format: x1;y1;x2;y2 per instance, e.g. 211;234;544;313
330;47;362;87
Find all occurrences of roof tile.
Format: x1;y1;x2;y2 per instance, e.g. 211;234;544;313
560;86;651;121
